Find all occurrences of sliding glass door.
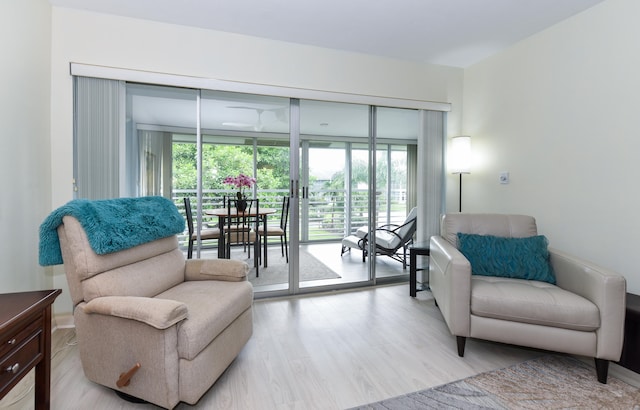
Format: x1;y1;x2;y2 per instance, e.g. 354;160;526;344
123;85;419;292
78;76;431;297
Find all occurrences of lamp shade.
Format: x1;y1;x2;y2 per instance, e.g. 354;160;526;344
450;135;471;174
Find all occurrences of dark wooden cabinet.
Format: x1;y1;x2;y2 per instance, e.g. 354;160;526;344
0;290;61;409
618;292;640;373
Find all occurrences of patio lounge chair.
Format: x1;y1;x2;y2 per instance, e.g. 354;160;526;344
341;207;417;269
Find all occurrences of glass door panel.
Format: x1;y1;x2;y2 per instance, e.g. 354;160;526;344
253;139;290;291
200;90;291;291
374;107;419;280
349;144;370;234
125;83;198;255
306;142;347;242
299;100;372;288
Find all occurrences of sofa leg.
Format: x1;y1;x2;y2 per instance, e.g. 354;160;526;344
456;336;466;357
595;358;609;384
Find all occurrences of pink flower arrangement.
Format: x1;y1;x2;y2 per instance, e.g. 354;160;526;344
223;173;256;198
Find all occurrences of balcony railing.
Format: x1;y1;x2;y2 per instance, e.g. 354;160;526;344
172;189;407;248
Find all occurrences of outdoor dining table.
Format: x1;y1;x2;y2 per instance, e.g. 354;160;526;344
205;207;277;267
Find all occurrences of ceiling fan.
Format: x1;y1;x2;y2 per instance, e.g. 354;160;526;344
222;105;287;132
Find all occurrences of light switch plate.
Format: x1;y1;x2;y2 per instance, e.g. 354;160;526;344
499;172;509;184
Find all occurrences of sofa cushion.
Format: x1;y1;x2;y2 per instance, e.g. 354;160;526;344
156;280;254;360
355;226;368;239
457;233;556;284
471;276;600;331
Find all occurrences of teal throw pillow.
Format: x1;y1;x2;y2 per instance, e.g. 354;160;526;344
456;233;556;284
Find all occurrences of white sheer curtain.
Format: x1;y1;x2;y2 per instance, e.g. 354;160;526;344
138;130;172;197
73;76;124;199
407;144;417;213
417;110;445;243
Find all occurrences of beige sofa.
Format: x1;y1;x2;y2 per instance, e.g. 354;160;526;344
429;213;626;383
57;215;253;409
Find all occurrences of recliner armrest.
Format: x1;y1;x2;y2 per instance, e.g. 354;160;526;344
549;248;627;359
550;248;625;302
185;259;249;282
429;235;472;337
82;296;188;329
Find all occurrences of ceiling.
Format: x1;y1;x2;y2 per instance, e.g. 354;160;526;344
57;0;603;138
50;0;602;68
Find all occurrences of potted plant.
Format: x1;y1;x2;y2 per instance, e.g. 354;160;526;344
223;173;257;211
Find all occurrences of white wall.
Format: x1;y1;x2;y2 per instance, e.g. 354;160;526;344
462;0;640;293
49;8;464;314
0;0;53;293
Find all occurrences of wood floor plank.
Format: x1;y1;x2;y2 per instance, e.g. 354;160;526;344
4;283;637;409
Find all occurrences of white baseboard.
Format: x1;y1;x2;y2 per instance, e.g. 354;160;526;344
53;313;75;331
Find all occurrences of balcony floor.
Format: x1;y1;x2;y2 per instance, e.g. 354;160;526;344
187;241;419;293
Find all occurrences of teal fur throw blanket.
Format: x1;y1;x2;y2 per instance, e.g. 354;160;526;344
39;196;185;266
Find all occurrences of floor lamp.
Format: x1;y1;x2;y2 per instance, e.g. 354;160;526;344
451;136;471;212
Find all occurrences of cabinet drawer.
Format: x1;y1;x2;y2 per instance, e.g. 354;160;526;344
0;313;42;359
0;331;42;394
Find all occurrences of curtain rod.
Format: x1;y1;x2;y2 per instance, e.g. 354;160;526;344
70;62;452;113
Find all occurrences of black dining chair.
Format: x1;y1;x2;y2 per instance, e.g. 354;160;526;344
222;195;249;253
226;198;260;275
257;196;290;263
183;197;221;259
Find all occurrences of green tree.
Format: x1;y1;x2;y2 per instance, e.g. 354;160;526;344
256;146;290;190
172;143;197;190
172;142;291;194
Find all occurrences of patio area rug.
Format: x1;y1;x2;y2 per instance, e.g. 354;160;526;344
230;247;341;286
352;355;640;409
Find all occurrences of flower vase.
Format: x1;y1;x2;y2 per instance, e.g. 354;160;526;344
236;194;248;212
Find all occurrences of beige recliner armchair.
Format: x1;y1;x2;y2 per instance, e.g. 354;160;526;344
429;213;626;383
55;213;253;409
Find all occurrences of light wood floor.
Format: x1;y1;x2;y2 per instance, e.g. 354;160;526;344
3;284;639;409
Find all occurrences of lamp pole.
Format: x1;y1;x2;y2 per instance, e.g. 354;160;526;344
451;136;471;213
458;173;462;212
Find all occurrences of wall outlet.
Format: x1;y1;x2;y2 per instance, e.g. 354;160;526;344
499;172;509;184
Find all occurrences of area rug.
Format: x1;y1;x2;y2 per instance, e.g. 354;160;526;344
230;248;341;286
352;355;640;409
